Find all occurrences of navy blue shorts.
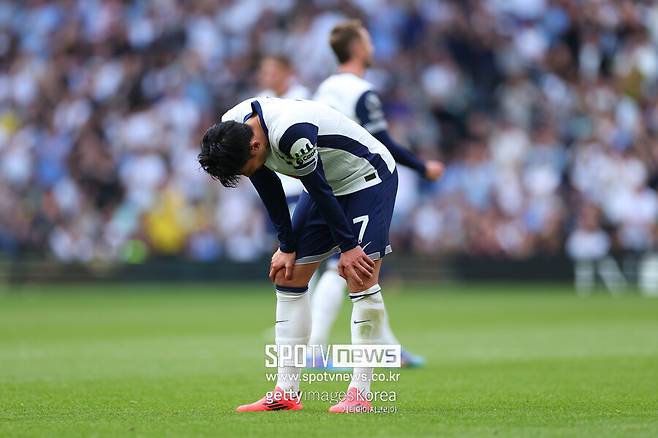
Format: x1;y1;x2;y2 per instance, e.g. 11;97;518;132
292;170;398;264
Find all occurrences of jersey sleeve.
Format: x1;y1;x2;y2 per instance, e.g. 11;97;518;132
373;130;427;175
355;90;426;175
355;90;388;134
249;167;296;253
299;156;358;252
277;122;319;177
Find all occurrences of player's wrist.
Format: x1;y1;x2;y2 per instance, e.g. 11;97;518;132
279;244;296;254
339;240;359;253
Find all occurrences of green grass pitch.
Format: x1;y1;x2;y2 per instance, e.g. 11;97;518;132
1;282;657;437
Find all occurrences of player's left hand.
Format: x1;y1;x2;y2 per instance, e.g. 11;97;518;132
424;160;444;181
270;249;296;282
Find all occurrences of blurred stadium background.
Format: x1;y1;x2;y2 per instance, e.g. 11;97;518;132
0;0;657;290
2;1;658;436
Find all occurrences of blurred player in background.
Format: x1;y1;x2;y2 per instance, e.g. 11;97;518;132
200;96;400;413
309;20;444;368
258;55;310;101
258;55;309;215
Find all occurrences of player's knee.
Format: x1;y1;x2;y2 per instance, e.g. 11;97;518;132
347;275;381;294
273;269;307;288
273;262;319;287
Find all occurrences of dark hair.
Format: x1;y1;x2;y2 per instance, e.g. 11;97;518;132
198;121;253;188
329;20;364;64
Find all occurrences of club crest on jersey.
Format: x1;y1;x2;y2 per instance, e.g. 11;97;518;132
288;137;316;170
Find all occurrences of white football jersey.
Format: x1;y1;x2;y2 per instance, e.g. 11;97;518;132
258;84;311;197
221;97;395;196
314;73;388;134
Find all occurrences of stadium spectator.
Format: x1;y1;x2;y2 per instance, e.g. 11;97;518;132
0;0;656;267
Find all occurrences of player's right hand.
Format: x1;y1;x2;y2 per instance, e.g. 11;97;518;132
338;246;374;287
424;160;444;181
270;249;296;282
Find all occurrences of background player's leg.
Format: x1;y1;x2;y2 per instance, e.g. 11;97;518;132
346;261;385;398
307;269;320;296
309;256;345;353
379;312;400;345
376;304;425;368
273;262;319;394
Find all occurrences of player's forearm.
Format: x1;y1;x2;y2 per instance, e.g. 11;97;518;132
373;130;426;175
300;161;358;252
249;167;296;252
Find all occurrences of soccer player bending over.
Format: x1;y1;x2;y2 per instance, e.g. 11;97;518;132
199;96;398;413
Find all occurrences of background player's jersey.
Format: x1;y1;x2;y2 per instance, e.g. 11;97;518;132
314;73;387;134
221;97;395;196
314;72;427;176
259;83;310;101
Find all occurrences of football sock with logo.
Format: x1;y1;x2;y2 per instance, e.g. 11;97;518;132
308;268;346;351
348;284;385;395
275;285;311;393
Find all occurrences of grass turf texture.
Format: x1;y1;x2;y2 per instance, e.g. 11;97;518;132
0;283;657;437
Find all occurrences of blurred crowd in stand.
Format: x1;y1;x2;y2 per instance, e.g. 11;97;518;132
0;0;657;264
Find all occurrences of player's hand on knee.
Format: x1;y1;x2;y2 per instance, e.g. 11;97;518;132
338;246;374;287
270;249;296;282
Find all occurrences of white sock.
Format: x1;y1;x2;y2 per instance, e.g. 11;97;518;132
308;268;346;350
307;270;320;295
349;285;385;395
275;286;311;393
